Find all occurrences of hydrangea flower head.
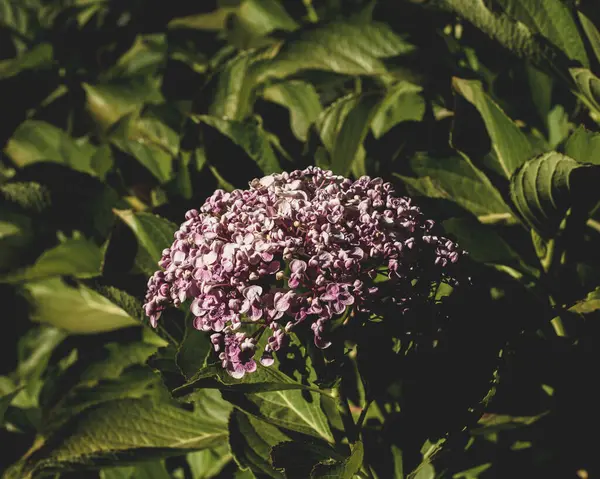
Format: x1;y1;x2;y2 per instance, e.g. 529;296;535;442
144;167;464;377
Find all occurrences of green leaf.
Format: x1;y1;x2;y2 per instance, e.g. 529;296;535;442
570;68;600;112
43;367;163;433
222;386;334;442
270;439;346;479
176;319;212;380
23;277;139;333
0;182;51;214
330;92;384;176
311;441;364;479
81;342;160;383
83;79;163;130
453;78;535;178
207;51;261;121
10;397;229;479
371;81;426;138
395;153;514;223
173;363;327;400
316;93;381;177
509;151;600;236
569;287;600;314
101;460;173;479
109;113;176;183
4;121;97;175
236;0;298;36
442;217;522;265
0;42;54;79
195;115;282;174
186;444;232;479
578;10;600;66
1;387;23;425
0;210;33;270
114;210;177;267
434;0;574;76
262;80;322;141
16;326;67;384
453;463;492;479
229;410;289;478
563;126;600;165
1;238;103;283
85;285;145;323
496;0;589;67
251;20;415;83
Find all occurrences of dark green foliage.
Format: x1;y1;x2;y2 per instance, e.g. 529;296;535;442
1;1;600;478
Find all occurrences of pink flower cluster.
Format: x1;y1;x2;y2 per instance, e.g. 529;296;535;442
143;167;463;378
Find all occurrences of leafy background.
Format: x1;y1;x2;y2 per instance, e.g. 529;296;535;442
1;0;600;477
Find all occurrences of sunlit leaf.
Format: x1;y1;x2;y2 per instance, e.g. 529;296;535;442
222;387;334;442
113;210;176;267
563;126;600;165
229;410;288;478
251;20;415;83
453;78;534;178
7;398;229;479
23;278;139;333
509;151;600;236
1;238;103;283
371;81;426;138
496;0;588;67
395;153;514;222
262;80;322;141
195;115;282;174
4;121;97;175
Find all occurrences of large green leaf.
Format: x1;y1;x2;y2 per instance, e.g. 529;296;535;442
1;238;103;283
23;278;139;333
371;81;426;138
1;387;23;425
570;68;600;113
262;80;322;141
81;342;160;384
442;218;522;265
176;319;212;380
496;0;589;67
569;287;600;315
186;444;232;479
173;363;328;400
315;93;382;176
4;121;97;175
83;79;163;130
453;78;535;178
509;151;600;236
251;20;415;83
195;115;282;174
311;441;364;479
578;10;600;66
222;387;334;442
270;439;347;479
329;92;383;176
100;460;171;479
42;367;164;433
208;52;259;121
395;154;514;224
229;410;289;479
109;113;177;183
433;0;573;75
8;397;229;479
114;210;177;268
563;126;600;165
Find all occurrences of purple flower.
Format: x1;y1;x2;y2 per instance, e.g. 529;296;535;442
143;166;464;377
